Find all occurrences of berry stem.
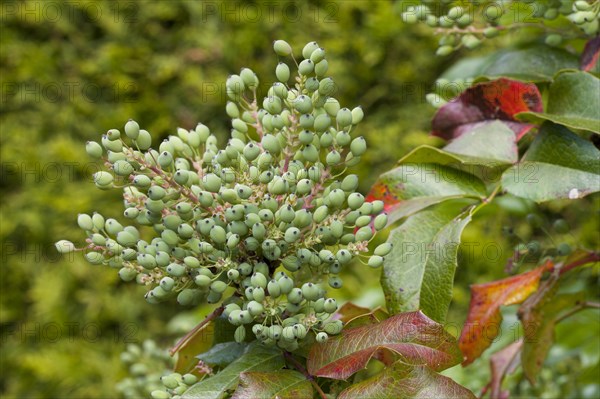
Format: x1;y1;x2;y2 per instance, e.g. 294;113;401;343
283;351;327;399
169;305;224;356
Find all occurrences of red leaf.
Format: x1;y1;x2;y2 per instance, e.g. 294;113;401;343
581;36;600;72
459;260;553;365
307;311;462;380
431;78;542;141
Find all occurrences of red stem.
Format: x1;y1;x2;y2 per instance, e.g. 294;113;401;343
558;252;600;276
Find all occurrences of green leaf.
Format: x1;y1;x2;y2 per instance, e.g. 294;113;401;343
440;46;578;83
381;204;474;321
197;342;249;368
367;159;485;225
231;370;312;399
442;121;519;164
182;343;284;399
518;71;600;134
307;311;462;380
338;362;476;399
502;123;600;202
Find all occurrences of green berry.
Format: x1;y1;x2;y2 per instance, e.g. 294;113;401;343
183;374;198;385
124;120;140;139
368;255;384;268
302;41;320;58
316;332;329;343
298;59;314;75
553;219;569;234
55;240;76;254
557;243;572;256
86;141;103;159
324;320;343;335
276;62;290;82
93;171;114;188
234;325;246;343
323;298;338;313
436;45;454;56
526;214;542;228
374;243;393;256
273;40;292;56
301;282;320;301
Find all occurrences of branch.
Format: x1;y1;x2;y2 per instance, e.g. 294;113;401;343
557;301;600;323
283;351;327;399
169;305;224;356
558;252;600;276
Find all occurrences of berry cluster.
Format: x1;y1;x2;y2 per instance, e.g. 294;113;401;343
504;214;574;273
57;40;392;350
116;340;174;399
400;1;600;55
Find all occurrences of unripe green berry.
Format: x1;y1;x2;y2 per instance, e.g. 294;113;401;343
273;40;293;56
124;120;140;139
301;282;320;301
234;325;246;343
336;108;353;128
368;255;384;268
436;45;454;56
557;243;572;256
324;320;343;335
324;298;338;313
86;141;103;159
93;171;114;188
351;106;364;124
316;332;329;343
298;59;314;75
134;129;152;150
267;279;281;297
240;68;258;89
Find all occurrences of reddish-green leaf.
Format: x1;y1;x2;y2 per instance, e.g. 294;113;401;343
518;269;586;384
231;370;312;399
334;303;388;329
459;260;553;365
581;36;600;72
307;311;462;380
486;340;523;399
431;79;542;141
338;362;476;399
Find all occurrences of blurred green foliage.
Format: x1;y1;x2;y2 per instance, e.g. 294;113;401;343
1;1;597;398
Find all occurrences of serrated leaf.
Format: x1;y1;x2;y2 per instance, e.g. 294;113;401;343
381;205;474;322
338;362;476;399
581;37;600;73
518;71;600;133
431;79;542;141
182;343;284;399
366;161;485;225
459;260;553;365
197;342;249;368
439;46;579;83
502;123;600;202
231;370;312;399
307;311;462;380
